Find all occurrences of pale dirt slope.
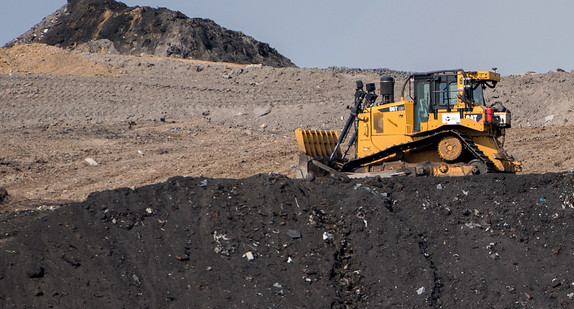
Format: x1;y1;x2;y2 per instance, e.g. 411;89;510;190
0;44;572;207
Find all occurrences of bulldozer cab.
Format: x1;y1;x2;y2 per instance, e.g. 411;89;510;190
413;73;458;131
411;70;492;132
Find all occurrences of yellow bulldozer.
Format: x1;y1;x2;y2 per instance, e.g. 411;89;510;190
295;69;521;178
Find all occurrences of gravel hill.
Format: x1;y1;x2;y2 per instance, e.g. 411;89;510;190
6;0;295;68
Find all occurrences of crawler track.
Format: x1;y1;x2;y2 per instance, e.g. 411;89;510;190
341;130;495;172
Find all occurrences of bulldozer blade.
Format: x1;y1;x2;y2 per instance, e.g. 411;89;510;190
296;153;344;179
295;129;341;160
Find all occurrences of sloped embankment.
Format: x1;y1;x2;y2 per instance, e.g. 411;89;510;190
0;173;573;307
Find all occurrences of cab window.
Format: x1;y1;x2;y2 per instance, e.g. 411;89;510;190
440;81;458;107
471;83;485;105
413;81;430;131
433;74;458;110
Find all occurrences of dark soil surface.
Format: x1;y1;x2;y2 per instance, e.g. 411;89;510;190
1;173;573;308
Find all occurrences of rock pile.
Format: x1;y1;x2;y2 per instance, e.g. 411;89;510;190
6;0;295;68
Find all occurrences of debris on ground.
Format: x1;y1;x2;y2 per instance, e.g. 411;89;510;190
1;172;573;307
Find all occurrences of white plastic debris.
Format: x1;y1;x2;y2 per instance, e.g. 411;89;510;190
436;184;443;190
213;231;229;241
287;229;301;239
146;208;153;214
287;257;293;263
417;287;426;295
322;232;334;241
84;158;98;166
243;251;254;261
245;64;263;69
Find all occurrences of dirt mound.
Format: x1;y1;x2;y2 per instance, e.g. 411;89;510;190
1;173;573;307
7;0;295;68
0;43;118;76
495;72;574;128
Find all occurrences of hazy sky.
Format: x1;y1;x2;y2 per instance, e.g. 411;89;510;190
1;0;573;75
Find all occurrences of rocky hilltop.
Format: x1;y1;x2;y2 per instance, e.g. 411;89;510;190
6;0;295;68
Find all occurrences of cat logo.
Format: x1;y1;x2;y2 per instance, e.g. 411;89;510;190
465;114;483;123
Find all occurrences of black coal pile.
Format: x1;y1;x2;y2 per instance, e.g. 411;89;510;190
7;0;295;68
1;173;574;308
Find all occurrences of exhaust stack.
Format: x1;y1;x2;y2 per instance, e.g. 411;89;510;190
379;76;394;104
